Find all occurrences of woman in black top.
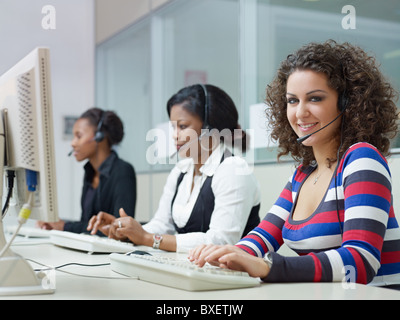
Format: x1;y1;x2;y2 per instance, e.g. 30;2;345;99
38;108;136;233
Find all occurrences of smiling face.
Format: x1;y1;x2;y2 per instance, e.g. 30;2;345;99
286;70;341;149
169;103;203;160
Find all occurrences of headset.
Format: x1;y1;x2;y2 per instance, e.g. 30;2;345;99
296;91;348;144
337;92;348;113
169;85;211;159
199;84;211;130
296;90;348;237
334;91;348;237
94;111;106;143
68;110;107;157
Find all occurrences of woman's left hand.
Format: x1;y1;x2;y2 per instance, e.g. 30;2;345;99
189;244;270;279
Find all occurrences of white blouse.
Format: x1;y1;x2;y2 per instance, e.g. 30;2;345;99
143;144;261;252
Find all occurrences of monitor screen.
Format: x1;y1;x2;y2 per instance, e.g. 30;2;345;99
0;47;58;223
0;48;58;295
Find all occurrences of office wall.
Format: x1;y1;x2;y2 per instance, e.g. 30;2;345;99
96;0;171;44
0;0;95;221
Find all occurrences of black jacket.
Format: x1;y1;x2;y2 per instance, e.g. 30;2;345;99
64;151;136;233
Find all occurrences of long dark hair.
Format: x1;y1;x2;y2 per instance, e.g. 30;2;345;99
167;84;248;152
266;40;399;166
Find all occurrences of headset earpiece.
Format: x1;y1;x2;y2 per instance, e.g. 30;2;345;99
297;91;348;144
94;131;104;143
199;84;211;130
338;92;348;112
94;111;106;143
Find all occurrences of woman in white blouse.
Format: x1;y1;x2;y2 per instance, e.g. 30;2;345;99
87;84;261;252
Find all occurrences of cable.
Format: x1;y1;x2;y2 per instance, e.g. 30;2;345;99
2;170;15;217
0;192;34;258
0;170;37;258
26;259;138;280
334;115;346;238
55;262;111;269
0;223;22;257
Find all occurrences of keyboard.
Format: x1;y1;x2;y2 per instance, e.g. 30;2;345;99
50;230;135;254
110;252;260;291
5;225;51;238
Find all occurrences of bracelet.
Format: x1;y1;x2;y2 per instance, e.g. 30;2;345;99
152;234;163;249
263;252;273;268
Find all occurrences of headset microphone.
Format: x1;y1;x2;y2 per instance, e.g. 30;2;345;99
68;136;100;157
68;111;106;156
68;136;101;156
296;93;348;144
169;84;211;159
169;131;207;159
296;111;344;144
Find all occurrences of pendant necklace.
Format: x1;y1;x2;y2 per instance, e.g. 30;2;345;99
313;166;329;185
313;172;322;185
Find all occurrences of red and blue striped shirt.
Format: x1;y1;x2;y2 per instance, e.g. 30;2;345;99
237;143;400;285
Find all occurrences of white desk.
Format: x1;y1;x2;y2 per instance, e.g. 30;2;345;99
3;237;400;301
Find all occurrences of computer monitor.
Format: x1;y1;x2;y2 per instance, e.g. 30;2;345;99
0;47;59;296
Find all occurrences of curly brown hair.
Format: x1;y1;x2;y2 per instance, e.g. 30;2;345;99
266;40;399;167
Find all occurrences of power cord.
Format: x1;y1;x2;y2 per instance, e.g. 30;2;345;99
0;170;37;258
27;259;138;280
2;169;15;217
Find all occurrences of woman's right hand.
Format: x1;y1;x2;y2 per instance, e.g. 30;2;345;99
87;211;116;236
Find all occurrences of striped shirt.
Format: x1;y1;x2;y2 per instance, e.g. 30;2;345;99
237;143;400;285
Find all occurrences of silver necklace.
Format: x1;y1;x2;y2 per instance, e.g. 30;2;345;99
313;166;330;185
313;172;322;185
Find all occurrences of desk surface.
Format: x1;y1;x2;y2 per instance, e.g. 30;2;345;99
3;237;400;300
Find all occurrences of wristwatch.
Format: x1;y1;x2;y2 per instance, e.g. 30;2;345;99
152;234;163;249
263;252;273;268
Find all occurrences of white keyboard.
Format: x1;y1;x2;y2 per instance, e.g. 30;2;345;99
110;253;260;291
50;230;135;254
6;225;51;238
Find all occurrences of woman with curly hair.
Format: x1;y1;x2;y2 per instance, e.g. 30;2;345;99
190;40;400;289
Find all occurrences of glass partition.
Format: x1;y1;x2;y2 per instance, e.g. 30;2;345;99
256;0;400;160
155;0;241;123
96;0;400;172
96;21;152;171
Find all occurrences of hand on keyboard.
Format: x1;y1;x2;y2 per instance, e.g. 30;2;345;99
107;209;150;246
110;252;261;291
189;244;270;279
87;211;115;236
88;209;145;245
36;220;65;231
